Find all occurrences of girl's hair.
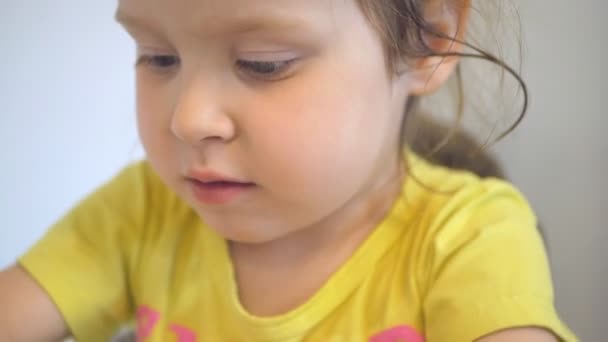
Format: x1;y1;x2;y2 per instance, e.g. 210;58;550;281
356;0;527;180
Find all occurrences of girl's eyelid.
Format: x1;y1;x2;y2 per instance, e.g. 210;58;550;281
136;45;177;56
237;50;301;62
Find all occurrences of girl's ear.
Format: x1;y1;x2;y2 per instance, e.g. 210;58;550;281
405;0;471;96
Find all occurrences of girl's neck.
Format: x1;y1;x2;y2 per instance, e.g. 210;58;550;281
229;159;406;273
227;159;405;316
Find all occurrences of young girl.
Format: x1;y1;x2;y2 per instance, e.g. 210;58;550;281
0;0;578;341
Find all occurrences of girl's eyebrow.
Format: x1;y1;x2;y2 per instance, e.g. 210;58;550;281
114;10;161;38
114;9;314;36
224;16;312;34
115;10;159;33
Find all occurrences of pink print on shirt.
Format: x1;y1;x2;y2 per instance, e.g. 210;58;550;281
170;324;197;342
136;305;424;342
369;325;425;342
137;306;197;342
136;305;161;341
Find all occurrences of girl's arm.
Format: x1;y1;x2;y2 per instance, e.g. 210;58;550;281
0;265;70;341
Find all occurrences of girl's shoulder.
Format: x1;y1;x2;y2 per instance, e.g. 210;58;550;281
402;151;538;253
399;153;577;342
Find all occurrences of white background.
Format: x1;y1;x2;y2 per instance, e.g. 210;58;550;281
1;1;605;341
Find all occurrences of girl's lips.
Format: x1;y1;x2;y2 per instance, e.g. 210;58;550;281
188;179;256;205
185;168;255;205
186;169;249;184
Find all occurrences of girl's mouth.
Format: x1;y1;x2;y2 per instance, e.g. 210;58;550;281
188;179;256;205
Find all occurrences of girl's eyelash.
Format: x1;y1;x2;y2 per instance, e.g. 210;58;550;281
136;55;180;69
135;54;296;80
235;59;296;79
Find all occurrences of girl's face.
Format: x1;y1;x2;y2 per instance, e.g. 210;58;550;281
117;0;413;243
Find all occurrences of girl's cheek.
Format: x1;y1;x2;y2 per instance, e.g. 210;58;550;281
137;80;174;126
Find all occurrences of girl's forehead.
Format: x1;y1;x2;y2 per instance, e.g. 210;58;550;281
115;0;362;35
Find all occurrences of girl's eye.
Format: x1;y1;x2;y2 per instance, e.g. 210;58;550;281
235;59;296;81
136;55;180;71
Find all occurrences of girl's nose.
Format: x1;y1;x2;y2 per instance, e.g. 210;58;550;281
170;77;236;146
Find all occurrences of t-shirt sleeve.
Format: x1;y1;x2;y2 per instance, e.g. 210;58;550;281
18;161;152;342
421;179;578;342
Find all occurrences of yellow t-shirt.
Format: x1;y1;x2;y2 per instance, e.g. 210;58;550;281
19;154;578;342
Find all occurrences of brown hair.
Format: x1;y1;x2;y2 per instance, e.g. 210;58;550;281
356;0;528;180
